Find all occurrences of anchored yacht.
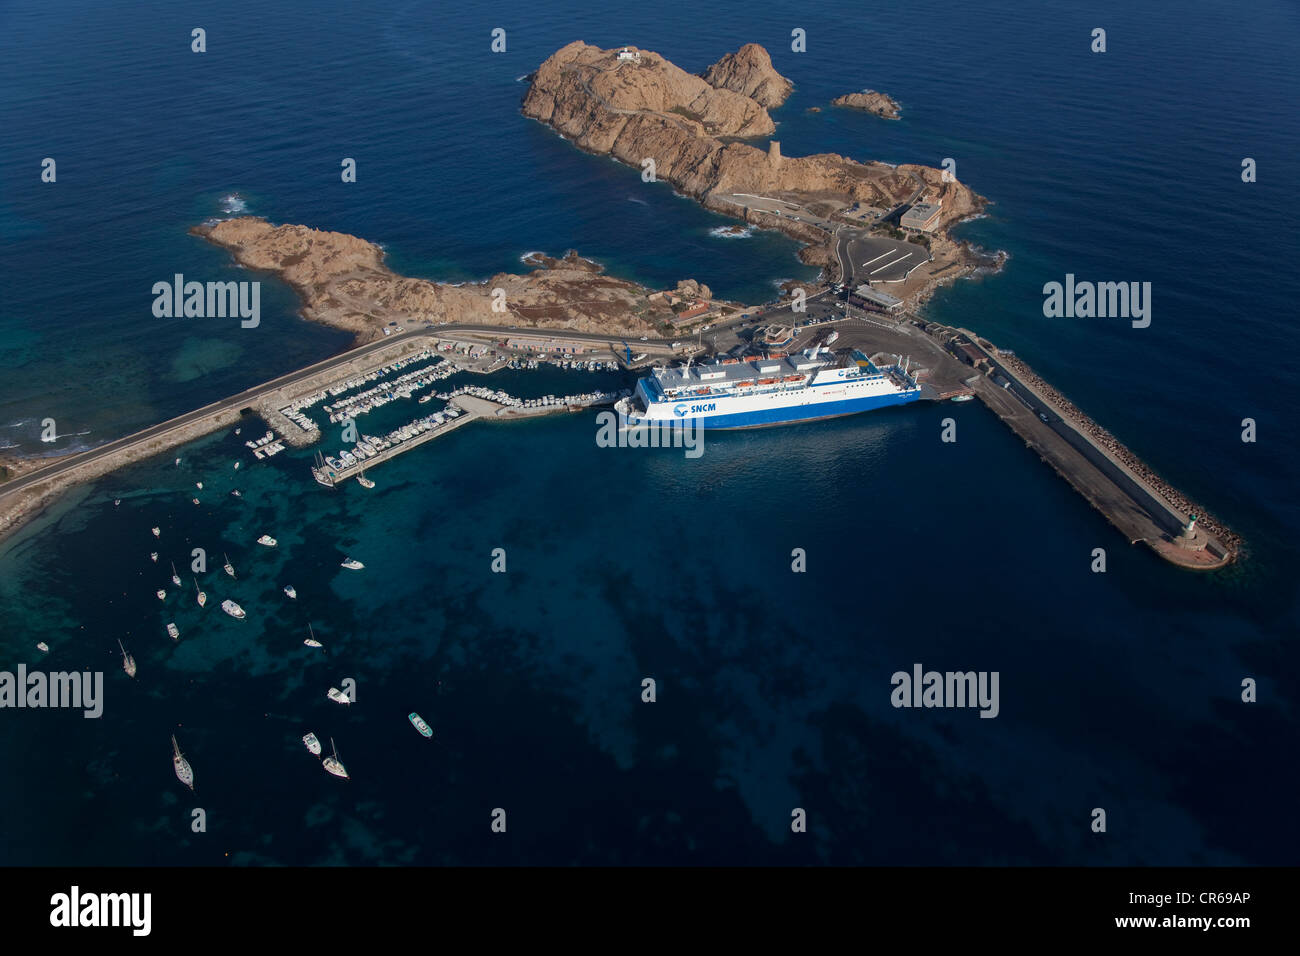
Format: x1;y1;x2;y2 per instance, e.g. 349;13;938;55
303;732;322;755
340;558;364;570
221;599;246;620
172;735;194;790
119;639;137;678
322;738;348;779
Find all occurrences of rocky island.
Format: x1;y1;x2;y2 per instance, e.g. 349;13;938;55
192;218;716;344
522;42;985;304
832;90;902;119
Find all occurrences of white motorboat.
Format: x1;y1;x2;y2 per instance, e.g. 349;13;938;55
327;687;351;705
340;558;364;570
284;585;297;599
221;599;246;620
166;622;179;641
257;534;277;547
303;732;322;755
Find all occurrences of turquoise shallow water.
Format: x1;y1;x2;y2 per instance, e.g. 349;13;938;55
0;0;1297;864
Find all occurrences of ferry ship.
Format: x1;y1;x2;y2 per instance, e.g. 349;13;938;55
614;347;921;429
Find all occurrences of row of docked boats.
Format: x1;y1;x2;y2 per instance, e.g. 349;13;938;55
437;383;620;410
312;409;463;487
322;359;455;423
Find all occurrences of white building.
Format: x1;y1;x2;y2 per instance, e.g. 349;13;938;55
617;47;641;62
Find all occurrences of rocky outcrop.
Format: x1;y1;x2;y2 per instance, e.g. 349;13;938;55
522;43;983;230
832;90;901;119
701;43;793;108
522;41;775;140
193;217;687;342
674;278;712;301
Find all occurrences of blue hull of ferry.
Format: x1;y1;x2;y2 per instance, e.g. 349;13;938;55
655;390;922;429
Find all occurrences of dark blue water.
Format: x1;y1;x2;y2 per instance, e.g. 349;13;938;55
1;0;1297;864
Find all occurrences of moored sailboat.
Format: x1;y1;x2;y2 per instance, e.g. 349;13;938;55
223;553;235;577
322;738;348;779
194;577;206;608
172;735;194;790
119;639;136;678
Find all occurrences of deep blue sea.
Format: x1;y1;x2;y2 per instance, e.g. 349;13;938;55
1;0;1297;865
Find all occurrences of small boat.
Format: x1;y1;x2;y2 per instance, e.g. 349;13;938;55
223;553;235;577
304;623;322;648
114;498;121;506
36;642;49;654
284;585;297;599
340;558;364;570
950;393;974;403
194;577;206;608
221;599;246;620
357;473;375;489
231;489;241;497
156;589;166;600
171;563;181;587
257;534;277;547
408;713;432;738
235;427;241;435
191;498;200;505
322;738;348;779
174;458;181;467
119;639;136;678
149;552;158;563
172;735;194;790
151;527;161;538
303;732;322;755
327;686;351;705
196;482;203;490
233;461;240;470
166;622;179;641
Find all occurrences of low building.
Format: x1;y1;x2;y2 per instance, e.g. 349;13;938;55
852;285;905;315
506;336;588;355
900;201;942;233
617;47;641;62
